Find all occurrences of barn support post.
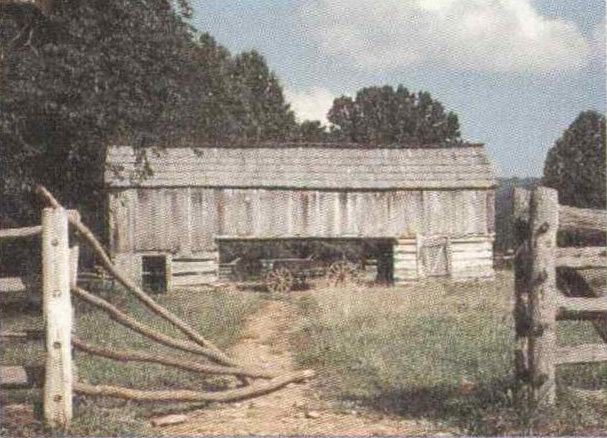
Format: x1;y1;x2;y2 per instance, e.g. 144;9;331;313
42;207;73;429
527;187;558;407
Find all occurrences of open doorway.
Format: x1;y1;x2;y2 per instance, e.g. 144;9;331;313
141;255;168;293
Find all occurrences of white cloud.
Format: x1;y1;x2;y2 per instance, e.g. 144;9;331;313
300;0;590;73
285;86;335;124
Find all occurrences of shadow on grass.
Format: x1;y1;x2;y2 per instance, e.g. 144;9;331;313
350;378;530;435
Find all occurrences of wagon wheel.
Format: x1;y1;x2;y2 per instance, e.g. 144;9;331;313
265;267;294;293
326;261;360;286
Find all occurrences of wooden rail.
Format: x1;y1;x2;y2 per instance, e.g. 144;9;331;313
512;187;607;408
0;225;42;239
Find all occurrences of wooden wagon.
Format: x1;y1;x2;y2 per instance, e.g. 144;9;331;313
220;256;363;293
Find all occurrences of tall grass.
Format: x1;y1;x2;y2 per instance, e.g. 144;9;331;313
292;272;606;435
1;283;264;436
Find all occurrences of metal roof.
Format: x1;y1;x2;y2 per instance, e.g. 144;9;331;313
106;144;495;190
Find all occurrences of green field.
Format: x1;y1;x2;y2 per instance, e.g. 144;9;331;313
2;271;605;436
292;272;607;435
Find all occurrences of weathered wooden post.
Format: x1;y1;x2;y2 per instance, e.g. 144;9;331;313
528;187;558;407
512;188;531;397
42;207;73;428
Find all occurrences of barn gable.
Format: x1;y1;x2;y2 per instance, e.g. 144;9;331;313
105;144;496;289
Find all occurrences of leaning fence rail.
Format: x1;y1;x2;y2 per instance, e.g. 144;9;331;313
3;186;314;431
513;186;607;408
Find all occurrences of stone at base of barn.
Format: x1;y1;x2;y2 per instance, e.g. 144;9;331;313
393;234;494;283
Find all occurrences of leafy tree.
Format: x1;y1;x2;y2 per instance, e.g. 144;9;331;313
0;0;199;232
543;111;606;209
229;50;296;142
327;85;461;145
0;1;300;238
292;120;331;143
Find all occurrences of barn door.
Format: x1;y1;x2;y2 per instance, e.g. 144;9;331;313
420;236;449;277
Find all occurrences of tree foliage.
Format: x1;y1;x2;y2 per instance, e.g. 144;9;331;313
0;1;296;232
327;85;461;145
543;111;606;209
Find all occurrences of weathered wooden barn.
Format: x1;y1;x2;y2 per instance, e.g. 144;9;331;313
105;144;495;290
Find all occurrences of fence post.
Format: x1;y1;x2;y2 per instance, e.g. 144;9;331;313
42;207;73;429
528;187;559;407
512;188;531;399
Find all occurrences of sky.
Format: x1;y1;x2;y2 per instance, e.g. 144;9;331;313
189;0;605;177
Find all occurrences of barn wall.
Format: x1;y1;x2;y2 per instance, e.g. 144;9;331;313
109;187;494;255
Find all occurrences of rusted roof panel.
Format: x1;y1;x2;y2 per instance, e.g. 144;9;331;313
106;144;495;190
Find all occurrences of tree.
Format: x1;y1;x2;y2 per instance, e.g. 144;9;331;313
327;85;461;145
543;111;606;209
0;0;300;237
0;0;200;232
228;50;296;142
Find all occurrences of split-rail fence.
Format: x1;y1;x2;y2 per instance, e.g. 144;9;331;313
1;187;313;430
513;186;607;408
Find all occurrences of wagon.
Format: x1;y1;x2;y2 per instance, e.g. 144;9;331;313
219;255;363;293
261;256;362;293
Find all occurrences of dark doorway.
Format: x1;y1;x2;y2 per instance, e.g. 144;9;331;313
142;255;167;293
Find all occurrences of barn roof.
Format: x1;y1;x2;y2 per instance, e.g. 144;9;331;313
106;144;495;190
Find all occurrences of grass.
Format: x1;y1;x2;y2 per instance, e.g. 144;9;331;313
1;282;264;436
291;271;607;435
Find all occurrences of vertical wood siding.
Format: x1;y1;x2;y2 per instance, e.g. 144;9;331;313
109;187;494;254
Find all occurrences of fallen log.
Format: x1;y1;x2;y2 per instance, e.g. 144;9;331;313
74;369;315;402
72;337;277;380
35;185;231;365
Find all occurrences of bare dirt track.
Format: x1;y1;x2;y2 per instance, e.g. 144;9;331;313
156;298;453;436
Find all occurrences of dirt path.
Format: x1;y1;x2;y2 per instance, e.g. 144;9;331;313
158;299;451;435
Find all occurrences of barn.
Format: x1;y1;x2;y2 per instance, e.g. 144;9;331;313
105;144;496;291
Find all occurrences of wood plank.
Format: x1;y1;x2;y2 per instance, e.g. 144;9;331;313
1;366;45;389
559;205;606;233
0;277;26;293
171;261;217;275
42;207;73;428
172;274;217;287
0;329;44;342
0;225;42;240
556;344;607;365
556;295;607;320
556;247;607;269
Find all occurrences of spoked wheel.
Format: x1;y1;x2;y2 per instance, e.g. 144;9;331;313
265;267;294;293
326;261;360;286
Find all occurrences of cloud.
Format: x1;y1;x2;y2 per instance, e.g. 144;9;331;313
300;0;591;73
285;86;335;123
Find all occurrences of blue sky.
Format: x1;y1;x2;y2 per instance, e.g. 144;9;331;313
189;0;605;177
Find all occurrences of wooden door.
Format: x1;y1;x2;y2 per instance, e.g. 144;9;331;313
421;236;449;277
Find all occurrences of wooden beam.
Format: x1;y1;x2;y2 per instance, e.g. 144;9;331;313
0;225;42;240
0;277;26;293
556;296;607;320
1;366;45;389
556;247;607;269
42;207;72;429
0;329;44;342
559;205;606;233
556;344;607;365
528;187;559;407
74;369;315;403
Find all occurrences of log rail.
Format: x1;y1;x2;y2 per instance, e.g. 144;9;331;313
1;186;314;431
